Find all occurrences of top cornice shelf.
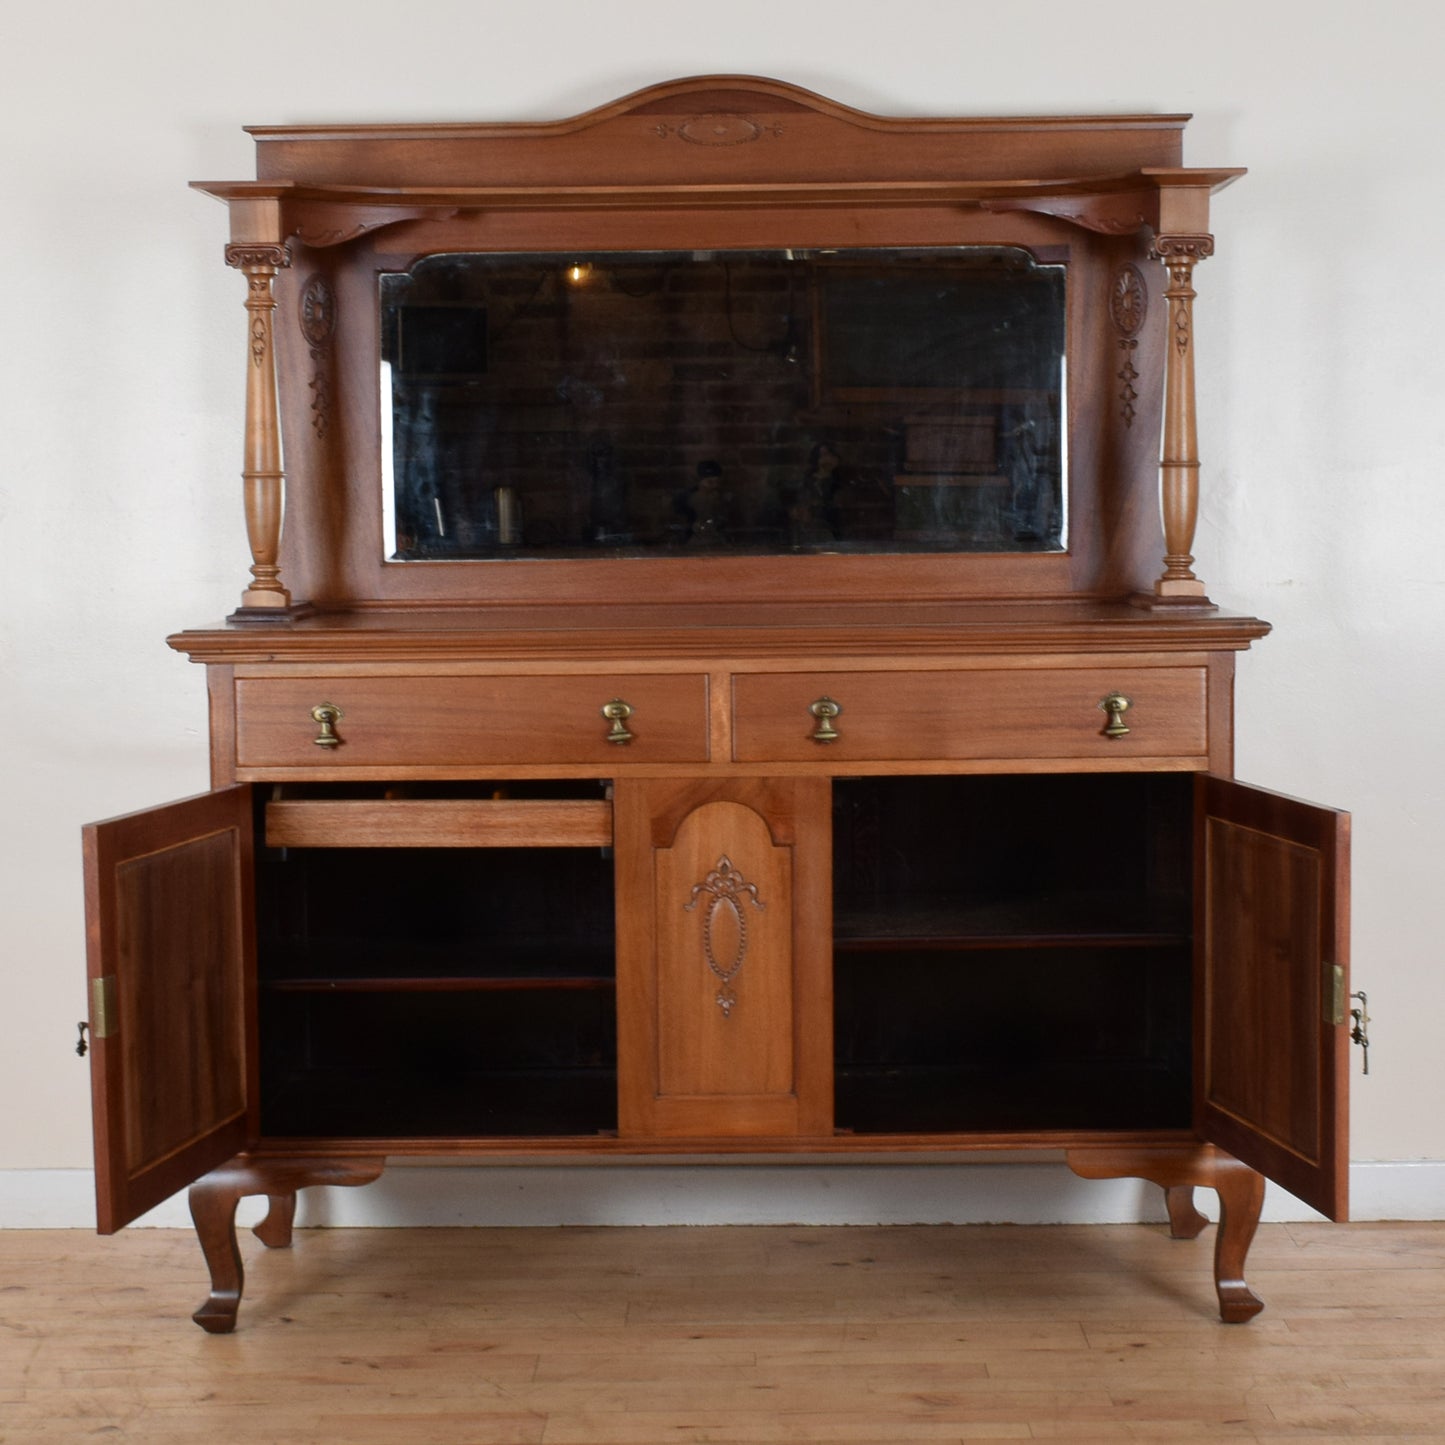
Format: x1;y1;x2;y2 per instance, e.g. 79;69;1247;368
193;78;1241;247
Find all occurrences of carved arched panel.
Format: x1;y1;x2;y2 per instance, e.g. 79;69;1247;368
657;800;795;1099
614;776;832;1140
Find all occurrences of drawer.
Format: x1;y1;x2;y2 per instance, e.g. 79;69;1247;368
731;667;1208;763
234;673;709;768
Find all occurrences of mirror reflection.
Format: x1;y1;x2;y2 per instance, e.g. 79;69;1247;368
380;247;1066;560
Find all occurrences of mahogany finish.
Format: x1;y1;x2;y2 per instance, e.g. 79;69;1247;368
82;78;1351;1332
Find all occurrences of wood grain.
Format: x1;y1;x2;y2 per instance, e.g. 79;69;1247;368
234;673;710;768
615;777;832;1140
263;797;612;849
6;1222;1444;1440
732;664;1209;763
83;788;256;1234
1195;776;1351;1221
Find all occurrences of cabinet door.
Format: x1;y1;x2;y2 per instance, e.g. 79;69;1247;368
614;778;832;1139
83;787;254;1232
1195;775;1351;1220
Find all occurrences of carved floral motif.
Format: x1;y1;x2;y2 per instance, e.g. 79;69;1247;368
1110;264;1147;337
299;275;335;347
684;855;766;1017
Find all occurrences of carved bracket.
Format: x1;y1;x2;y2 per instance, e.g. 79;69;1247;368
983;190;1151;236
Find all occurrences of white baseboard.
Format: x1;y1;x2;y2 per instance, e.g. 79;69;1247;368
4;1160;1443;1229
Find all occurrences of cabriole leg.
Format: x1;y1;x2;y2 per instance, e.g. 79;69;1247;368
1066;1144;1265;1322
1164;1184;1209;1239
253;1192;297;1248
187;1155;385;1333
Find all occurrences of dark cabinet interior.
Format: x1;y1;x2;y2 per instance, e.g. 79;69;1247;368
250;772;1197;1142
255;785;618;1138
833;774;1194;1134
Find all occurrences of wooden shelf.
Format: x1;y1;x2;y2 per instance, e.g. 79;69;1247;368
265;797;612;849
265;975;615;993
835;931;1189;953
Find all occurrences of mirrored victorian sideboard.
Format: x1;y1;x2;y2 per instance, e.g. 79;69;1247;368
83;78;1351;1331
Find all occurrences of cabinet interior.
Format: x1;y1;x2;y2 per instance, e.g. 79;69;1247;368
254;772;1194;1142
833;773;1194;1134
256;781;618;1138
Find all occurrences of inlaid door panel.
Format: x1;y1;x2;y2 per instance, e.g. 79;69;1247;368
615;777;832;1139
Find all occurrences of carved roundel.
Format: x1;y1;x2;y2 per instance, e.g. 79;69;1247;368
1110;263;1148;338
299;275;336;348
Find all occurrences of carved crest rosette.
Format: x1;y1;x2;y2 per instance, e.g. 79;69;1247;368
684;855;765;1016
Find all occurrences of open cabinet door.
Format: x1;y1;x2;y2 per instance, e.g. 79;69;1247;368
83;787;254;1233
1195;775;1351;1220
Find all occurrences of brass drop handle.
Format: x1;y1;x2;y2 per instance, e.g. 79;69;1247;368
1097;692;1132;739
311;703;344;749
602;699;634;745
809;696;842;743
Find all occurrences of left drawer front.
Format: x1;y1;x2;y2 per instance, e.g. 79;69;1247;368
234;674;709;768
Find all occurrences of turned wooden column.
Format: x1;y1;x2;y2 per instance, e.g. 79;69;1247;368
224;243;297;621
1149;234;1215;605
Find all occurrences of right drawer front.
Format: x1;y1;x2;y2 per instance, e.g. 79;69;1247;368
731;667;1209;764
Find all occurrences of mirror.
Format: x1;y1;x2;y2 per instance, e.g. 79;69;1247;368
380;247;1066;560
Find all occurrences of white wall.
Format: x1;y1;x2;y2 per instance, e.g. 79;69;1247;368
3;0;1442;1223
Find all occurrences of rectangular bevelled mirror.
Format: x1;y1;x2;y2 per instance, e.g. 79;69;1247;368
380;246;1066;561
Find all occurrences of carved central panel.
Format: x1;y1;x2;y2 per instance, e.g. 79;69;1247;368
685;855;766;1016
653;801;794;1100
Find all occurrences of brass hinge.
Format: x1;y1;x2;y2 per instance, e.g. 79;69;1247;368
1323;962;1345;1027
91;976;118;1039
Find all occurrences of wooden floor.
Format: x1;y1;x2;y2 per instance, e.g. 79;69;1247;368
3;1222;1444;1442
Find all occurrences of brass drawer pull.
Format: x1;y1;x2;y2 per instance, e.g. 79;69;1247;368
1097;692;1132;739
310;703;344;748
809;696;842;742
602;698;634;744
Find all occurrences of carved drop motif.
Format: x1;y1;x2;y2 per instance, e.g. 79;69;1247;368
1110;263;1148;428
684;855;766;1016
298;275;336;439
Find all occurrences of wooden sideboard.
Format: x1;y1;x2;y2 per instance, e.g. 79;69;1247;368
83;78;1351;1331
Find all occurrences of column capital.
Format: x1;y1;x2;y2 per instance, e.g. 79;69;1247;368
1151;234;1215;263
224;243;291;271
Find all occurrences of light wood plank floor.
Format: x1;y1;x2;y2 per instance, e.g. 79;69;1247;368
3;1222;1444;1442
